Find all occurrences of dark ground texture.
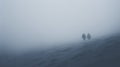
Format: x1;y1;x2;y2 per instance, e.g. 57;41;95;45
0;34;120;67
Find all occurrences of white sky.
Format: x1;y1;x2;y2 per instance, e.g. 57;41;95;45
1;0;120;50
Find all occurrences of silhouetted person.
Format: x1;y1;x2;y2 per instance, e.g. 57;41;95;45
82;33;86;40
87;33;91;40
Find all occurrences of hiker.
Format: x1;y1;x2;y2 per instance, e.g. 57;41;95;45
82;33;86;40
87;33;91;40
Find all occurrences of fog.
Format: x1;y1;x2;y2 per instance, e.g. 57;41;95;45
1;0;120;51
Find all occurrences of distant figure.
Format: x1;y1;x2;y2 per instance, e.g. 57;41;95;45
82;33;86;40
87;33;91;40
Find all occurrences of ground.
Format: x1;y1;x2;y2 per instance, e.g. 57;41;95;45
0;34;120;67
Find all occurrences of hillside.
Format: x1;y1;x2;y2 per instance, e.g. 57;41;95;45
0;34;120;67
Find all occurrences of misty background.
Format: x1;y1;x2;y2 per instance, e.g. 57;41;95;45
0;0;120;51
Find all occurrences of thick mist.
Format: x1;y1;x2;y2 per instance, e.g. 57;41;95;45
1;0;120;51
